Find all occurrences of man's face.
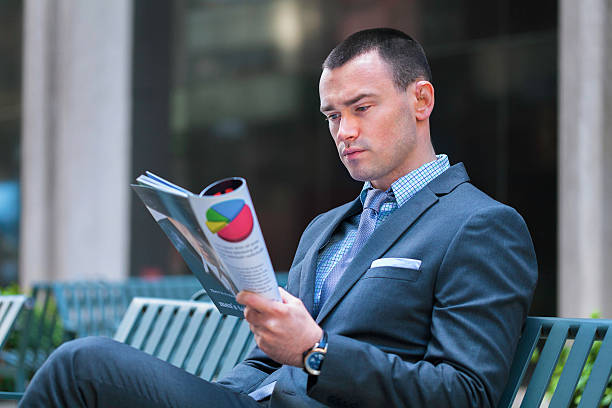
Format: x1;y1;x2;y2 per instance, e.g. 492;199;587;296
319;51;419;190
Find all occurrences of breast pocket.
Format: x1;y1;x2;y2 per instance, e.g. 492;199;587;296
362;266;421;282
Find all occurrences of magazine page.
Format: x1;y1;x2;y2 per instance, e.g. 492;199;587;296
132;185;245;316
189;177;280;302
131;175;280;316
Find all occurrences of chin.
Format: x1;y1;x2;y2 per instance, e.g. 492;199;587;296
346;169;372;183
344;162;381;183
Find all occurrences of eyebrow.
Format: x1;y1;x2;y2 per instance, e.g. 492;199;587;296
320;93;376;112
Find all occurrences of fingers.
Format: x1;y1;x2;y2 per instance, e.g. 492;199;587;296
237;291;276;313
238;289;308;337
236;288;322;366
238;291;284;331
279;287;299;304
235;290;255;306
237;288;300;309
242;305;261;325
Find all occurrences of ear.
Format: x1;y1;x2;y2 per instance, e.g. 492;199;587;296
413;81;434;121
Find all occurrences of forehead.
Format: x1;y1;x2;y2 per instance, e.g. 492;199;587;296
319;51;396;108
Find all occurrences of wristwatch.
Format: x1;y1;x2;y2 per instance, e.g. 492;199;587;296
302;331;328;376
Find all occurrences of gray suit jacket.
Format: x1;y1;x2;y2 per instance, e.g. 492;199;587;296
218;163;538;407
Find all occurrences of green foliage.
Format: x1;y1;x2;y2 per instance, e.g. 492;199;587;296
0;285;65;391
0;283;20;295
15;295;65;351
532;312;612;407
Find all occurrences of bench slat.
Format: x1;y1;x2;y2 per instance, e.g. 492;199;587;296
549;324;597;406
169;307;210;368
577;327;612;408
144;305;175;355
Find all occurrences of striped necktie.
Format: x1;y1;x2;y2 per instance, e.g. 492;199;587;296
317;188;388;314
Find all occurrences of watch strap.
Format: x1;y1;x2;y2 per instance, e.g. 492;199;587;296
317;330;328;349
303;331;327;359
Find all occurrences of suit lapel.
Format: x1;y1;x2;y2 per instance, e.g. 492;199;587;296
314;163;471;324
299;198;362;314
315;188;438;323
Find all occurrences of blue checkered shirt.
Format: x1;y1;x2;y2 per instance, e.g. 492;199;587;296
313;154;450;310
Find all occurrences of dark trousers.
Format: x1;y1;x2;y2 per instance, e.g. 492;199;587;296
19;336;266;408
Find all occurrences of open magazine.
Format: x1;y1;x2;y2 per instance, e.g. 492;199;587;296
131;172;280;317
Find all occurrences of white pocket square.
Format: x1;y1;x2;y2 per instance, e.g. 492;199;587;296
370;257;422;270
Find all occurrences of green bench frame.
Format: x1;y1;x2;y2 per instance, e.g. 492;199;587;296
114;302;612;407
7;289;609;406
9;276;204;392
9;272;288;391
114;297;254;381
0;295;28;400
116;308;612;407
499;316;612;407
52;276;205;338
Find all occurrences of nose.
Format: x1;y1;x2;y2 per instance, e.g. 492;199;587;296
336;115;358;142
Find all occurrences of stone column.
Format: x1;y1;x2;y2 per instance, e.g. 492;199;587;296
558;0;612;317
20;0;132;286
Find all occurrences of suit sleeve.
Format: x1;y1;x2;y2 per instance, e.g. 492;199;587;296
215;346;282;395
307;205;538;407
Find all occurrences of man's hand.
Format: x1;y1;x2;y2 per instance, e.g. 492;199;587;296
236;287;323;367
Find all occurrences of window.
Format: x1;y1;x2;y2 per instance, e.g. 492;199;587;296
0;0;22;287
131;0;557;315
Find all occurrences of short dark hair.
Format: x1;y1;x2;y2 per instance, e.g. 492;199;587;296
323;28;432;90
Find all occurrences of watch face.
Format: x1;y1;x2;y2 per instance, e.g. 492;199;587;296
306;351;325;371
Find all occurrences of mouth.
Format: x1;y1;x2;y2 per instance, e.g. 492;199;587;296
342;147;366;160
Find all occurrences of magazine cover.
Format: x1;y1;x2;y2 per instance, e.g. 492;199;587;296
132;172;280;317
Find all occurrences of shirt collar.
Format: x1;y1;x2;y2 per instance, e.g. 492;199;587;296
359;154;450;208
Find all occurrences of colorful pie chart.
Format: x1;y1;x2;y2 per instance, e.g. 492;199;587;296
205;199;254;242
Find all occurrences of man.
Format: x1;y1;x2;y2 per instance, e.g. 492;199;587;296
20;28;537;407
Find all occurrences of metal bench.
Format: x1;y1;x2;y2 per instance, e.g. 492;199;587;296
499;316;612;407
10;273;287;391
9;276;203;392
4;310;612;405
52;276;205;338
113;297;254;381
0;295;28;400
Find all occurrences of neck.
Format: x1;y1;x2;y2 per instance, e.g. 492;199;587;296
371;141;437;190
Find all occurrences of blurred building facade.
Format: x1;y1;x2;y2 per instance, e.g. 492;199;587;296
0;1;22;287
1;0;609;317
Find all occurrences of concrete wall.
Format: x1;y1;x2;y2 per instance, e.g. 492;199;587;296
559;0;612;317
20;0;132;286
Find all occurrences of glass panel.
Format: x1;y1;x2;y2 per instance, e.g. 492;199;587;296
131;0;557;315
0;0;22;287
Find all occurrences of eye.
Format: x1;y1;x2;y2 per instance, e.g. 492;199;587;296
325;113;340;122
356;105;371;113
